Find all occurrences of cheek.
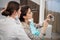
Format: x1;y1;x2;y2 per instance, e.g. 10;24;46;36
18;11;21;14
18;11;21;16
27;14;32;19
19;11;21;14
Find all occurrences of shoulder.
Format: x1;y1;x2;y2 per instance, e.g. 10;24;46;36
0;18;6;23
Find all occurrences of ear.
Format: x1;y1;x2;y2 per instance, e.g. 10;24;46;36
13;10;17;15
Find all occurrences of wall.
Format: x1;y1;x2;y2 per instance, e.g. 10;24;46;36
46;0;60;13
0;0;20;8
31;0;40;5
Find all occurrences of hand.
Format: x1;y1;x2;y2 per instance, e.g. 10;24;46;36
47;14;53;18
43;19;49;27
40;20;49;34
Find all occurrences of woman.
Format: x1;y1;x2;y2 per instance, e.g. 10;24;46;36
19;5;51;40
0;1;31;40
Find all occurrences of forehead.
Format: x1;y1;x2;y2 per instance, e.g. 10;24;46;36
18;7;21;11
19;7;21;10
28;8;31;12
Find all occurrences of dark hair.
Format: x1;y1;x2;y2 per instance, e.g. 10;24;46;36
2;1;20;16
19;5;30;22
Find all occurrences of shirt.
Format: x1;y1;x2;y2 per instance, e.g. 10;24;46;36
0;17;31;40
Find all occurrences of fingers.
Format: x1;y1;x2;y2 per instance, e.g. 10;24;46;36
47;14;53;19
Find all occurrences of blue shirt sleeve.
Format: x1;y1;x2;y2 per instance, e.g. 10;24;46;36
29;21;40;36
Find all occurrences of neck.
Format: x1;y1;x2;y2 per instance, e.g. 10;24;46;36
10;15;16;19
25;19;29;24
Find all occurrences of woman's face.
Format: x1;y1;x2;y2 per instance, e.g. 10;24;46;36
25;8;32;20
17;7;21;18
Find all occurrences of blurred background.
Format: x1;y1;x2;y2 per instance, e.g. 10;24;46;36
0;0;60;40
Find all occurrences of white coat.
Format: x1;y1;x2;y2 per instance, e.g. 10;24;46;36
0;17;31;40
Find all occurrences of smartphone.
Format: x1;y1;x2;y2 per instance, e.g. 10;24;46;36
49;16;53;19
49;15;54;21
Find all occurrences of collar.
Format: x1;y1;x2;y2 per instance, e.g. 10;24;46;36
7;16;16;22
